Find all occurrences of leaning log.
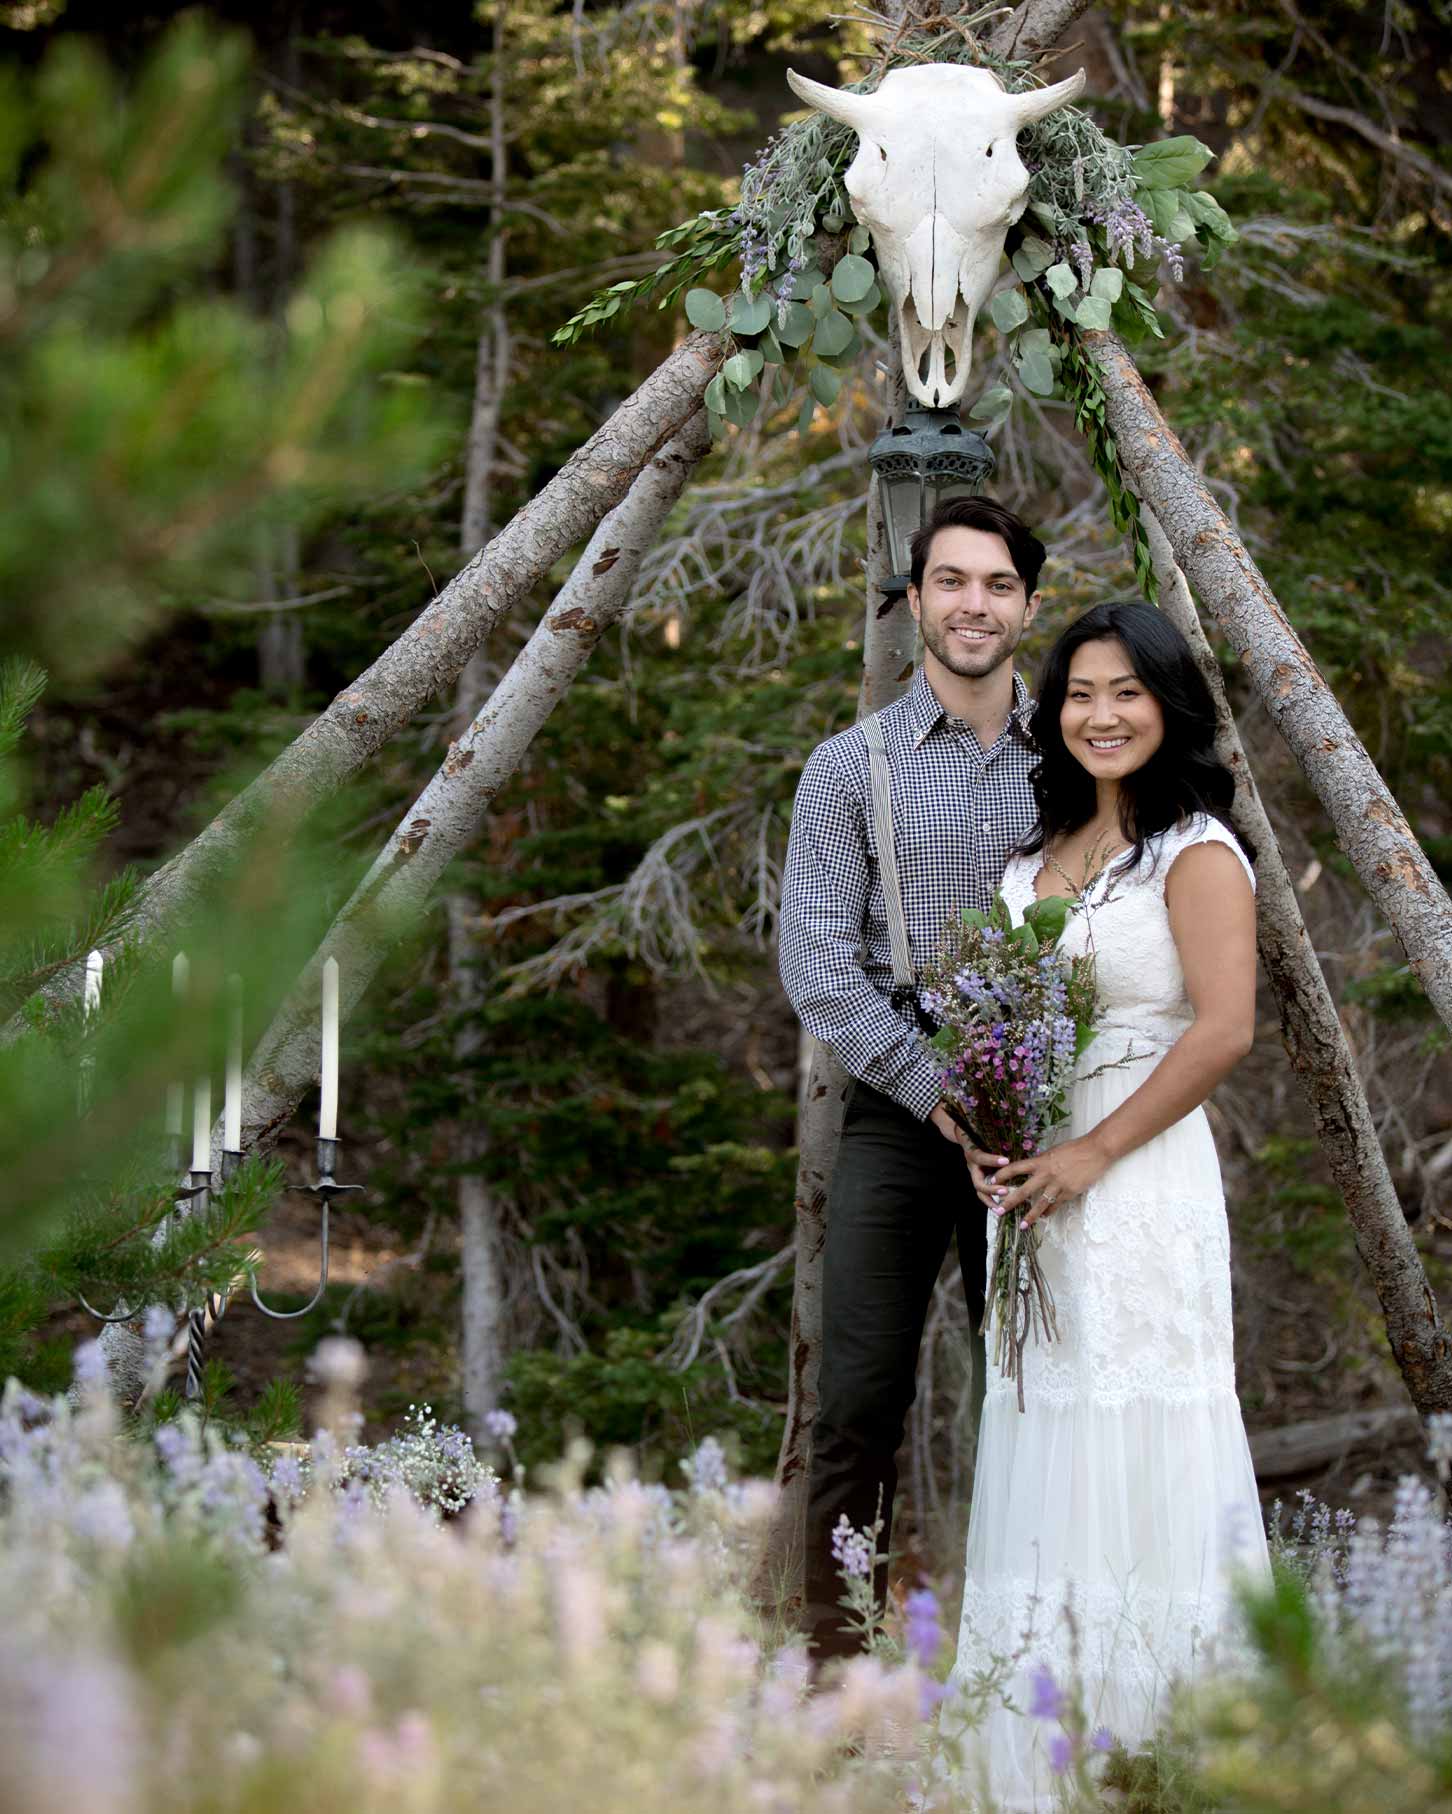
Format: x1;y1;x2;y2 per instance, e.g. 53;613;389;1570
1086;326;1452;1044
1144;511;1452;1416
20;332;721;1036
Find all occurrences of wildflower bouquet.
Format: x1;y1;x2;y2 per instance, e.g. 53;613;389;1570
920;892;1098;1411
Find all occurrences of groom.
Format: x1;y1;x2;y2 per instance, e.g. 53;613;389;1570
778;495;1046;1663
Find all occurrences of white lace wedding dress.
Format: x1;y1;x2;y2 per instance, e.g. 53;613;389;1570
942;817;1270;1810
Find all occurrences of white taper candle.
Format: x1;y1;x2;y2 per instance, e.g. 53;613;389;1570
224;973;243;1152
166;951;190;1137
84;949;103;1017
319;956;339;1140
190;1074;211;1175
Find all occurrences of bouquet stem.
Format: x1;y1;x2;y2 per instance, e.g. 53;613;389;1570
987;1206;1059;1414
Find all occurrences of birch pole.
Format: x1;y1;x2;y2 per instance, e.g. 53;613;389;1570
1086;327;1452;1040
1143;510;1452;1413
452;25;513;1437
238;414;712;1153
757;375;914;1606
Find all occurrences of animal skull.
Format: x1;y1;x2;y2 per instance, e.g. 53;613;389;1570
785;63;1086;408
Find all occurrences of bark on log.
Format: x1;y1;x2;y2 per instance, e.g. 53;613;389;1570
1250;1406;1422;1480
987;0;1097;59
753;1037;850;1609
21;332;721;1038
236;413;711;1156
1143;511;1452;1415
1087;328;1452;1043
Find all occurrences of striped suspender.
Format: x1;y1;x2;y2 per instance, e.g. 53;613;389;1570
861;713;915;994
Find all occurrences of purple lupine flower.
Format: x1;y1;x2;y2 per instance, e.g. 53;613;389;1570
903;1586;944;1667
483;1408;517;1443
73;1339;108;1392
683;1435;729;1496
1091;1726;1114;1752
1048;1731;1075;1774
1028;1663;1065;1721
830;1513;873;1580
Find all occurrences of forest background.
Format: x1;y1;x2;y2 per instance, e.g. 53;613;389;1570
5;0;1451;1573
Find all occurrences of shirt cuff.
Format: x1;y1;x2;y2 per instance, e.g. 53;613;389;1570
898;1058;942;1123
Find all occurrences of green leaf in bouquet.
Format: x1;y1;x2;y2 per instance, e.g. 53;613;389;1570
960;908;989;929
1023;894;1073;946
929;1026;957;1052
1009;921;1039;954
1074;1021;1097;1060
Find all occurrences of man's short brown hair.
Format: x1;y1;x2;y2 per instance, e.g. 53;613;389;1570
908;497;1047;596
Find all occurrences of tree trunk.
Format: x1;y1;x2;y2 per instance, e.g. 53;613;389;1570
237;413;711;1156
453;31;513;1438
1143;509;1452;1414
1087;327;1452;1041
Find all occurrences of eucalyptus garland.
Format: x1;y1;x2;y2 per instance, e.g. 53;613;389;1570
554;21;1236;595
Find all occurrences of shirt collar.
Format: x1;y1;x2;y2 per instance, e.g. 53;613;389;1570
910;666;1035;750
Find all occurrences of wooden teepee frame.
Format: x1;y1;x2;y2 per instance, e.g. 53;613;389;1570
50;0;1452;1495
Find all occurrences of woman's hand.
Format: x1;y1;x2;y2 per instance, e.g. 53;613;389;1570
990;1134;1114;1228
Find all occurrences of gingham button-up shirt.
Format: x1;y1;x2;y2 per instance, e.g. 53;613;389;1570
779;666;1039;1120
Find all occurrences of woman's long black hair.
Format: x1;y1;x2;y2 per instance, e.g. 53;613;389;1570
1020;601;1254;866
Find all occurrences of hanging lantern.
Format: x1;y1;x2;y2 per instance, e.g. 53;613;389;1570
867;408;996;596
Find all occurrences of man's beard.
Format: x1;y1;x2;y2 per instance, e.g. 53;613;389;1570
920;616;1023;679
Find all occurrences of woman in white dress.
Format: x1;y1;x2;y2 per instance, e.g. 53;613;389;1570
944;601;1271;1808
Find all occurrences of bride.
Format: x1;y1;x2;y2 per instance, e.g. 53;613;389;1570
943;600;1271;1807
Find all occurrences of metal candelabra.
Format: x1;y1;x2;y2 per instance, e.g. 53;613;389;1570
249;1135;363;1321
81;1137;362;1399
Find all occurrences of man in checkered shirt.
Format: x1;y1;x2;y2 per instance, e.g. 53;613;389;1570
779;496;1046;1664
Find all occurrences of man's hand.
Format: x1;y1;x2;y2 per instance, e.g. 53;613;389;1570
928;1104;1008;1198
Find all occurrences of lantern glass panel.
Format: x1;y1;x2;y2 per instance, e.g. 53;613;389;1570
880;471;923;581
923;477;977;525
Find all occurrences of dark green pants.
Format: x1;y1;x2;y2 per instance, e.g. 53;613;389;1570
802;1080;987;1662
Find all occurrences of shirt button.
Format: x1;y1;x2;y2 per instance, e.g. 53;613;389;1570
981;821;992;831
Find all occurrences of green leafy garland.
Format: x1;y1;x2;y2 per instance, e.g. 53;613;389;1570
554;34;1236;601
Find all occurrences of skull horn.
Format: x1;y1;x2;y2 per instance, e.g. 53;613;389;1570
785;69;882;135
1006;68;1088;129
